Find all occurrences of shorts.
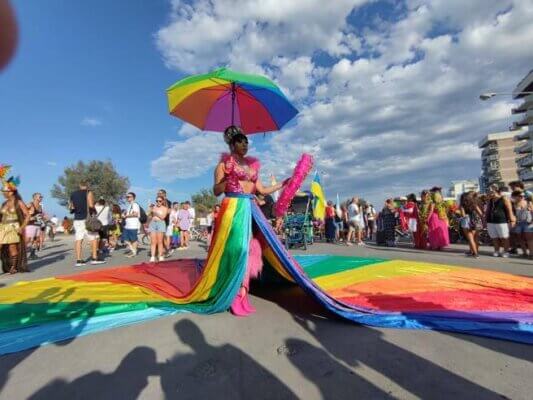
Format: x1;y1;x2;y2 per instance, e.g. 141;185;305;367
122;228;139;242
487;223;510;239
348;220;363;232
73;220;99;241
207;226;213;234
513;221;533;234
98;225;109;240
367;220;375;230
25;225;40;239
149;220;166;233
334;221;344;232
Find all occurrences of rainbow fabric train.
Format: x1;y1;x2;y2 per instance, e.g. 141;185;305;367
1;197;532;354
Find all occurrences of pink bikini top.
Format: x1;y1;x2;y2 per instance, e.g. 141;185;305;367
221;153;260;194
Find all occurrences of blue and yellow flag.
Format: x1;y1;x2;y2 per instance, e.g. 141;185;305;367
310;171;326;220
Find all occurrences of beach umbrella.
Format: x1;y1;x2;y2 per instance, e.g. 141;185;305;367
166;67;298;134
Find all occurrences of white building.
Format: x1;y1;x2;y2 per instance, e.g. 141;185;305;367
512;69;533;189
448;180;480;199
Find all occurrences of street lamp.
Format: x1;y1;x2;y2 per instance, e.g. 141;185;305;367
479;91;533;101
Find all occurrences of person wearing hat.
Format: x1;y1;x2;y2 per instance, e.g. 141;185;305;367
0;175;30;274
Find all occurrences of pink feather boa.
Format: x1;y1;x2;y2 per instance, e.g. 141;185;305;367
274;153;314;217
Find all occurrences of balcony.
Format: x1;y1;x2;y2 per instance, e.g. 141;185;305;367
482;144;498;157
482;161;500;171
514;130;531;141
481;153;499;162
517;154;533;167
514;112;533;128
518;168;533;182
515;141;532;154
487;174;503;183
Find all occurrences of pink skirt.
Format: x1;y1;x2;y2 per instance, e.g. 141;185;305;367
427;213;450;250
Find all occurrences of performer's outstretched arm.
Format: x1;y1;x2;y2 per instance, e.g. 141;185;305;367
256;178;284;196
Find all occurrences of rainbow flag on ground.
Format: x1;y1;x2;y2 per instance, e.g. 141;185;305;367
0;201;531;355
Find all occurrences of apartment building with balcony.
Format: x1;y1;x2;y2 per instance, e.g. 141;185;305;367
478;131;525;192
512;69;533;188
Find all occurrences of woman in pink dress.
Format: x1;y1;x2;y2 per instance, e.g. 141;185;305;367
427;189;450;250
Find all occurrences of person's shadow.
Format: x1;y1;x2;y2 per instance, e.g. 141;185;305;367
160;319;298;399
284;337;393;399
293;314;505;400
27;346;158;400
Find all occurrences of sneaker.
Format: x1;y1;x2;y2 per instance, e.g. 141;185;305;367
90;258;105;265
492;252;499;257
150;256;156;263
126;252;137;258
501;252;510;258
75;260;86;267
159;256;165;262
167;248;175;256
346;242;353;246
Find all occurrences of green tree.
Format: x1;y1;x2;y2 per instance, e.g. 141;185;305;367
191;188;218;215
51;160;130;208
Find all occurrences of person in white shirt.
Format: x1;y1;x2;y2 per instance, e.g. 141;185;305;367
94;198;112;257
346;197;364;246
166;202;180;254
122;192;140;257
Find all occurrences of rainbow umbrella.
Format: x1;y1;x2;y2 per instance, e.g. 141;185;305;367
166;67;298;134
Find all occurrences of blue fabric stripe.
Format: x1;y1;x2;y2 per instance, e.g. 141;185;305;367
0;308;180;355
239;83;298;129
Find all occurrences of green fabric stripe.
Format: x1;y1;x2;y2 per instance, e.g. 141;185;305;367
207;198;249;300
0;301;177;332
167;67;278;91
303;256;387;279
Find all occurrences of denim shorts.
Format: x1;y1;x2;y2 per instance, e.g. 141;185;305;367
513;221;533;234
149;220;166;233
122;228;138;242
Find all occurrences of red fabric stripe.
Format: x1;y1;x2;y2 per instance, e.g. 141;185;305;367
337;288;533;312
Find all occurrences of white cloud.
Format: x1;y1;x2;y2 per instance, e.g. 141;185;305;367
153;0;533;205
81;117;102;127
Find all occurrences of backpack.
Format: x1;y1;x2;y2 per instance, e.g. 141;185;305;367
139;206;148;224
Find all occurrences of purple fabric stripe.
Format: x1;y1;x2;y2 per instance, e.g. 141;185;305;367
203;92;241;131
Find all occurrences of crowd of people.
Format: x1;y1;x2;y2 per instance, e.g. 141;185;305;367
323;181;533;260
68;183;198;267
2;171;532;275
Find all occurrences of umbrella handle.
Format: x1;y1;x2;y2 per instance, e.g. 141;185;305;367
231;82;236;126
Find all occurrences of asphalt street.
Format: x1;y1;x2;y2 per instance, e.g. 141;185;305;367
0;235;531;400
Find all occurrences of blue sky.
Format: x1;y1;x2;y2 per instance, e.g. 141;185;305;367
0;1;204;217
1;0;531;217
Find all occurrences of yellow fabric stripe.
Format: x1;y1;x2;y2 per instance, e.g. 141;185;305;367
262;246;294;282
0;278;169;304
182;198;237;302
313;260;458;291
167;79;227;112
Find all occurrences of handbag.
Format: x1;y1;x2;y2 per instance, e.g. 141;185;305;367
85;193;104;232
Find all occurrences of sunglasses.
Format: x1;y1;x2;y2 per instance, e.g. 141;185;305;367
156;199;163;203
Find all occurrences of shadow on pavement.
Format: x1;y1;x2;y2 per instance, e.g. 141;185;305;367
256;285;506;400
27;346;158;400
160;319;298;399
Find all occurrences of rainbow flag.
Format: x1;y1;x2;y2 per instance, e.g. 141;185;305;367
0;199;531;355
310;171;326;220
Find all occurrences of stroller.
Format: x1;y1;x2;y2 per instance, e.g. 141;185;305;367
283;191;314;250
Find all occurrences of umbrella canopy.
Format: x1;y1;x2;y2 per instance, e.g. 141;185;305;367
167;67;298;134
